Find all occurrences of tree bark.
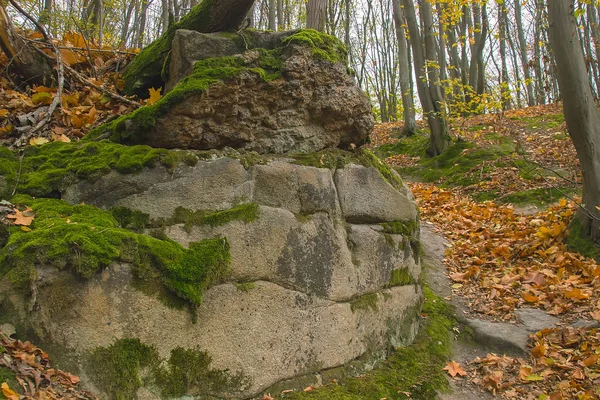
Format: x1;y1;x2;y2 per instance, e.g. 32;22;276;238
122;0;256;96
401;0;450;156
0;3;52;86
515;0;535;106
548;0;600;244
307;0;327;31
391;0;416;135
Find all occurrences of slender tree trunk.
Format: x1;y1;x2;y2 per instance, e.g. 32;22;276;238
548;0;600;244
515;0;535;106
0;3;52;85
268;0;276;30
391;0;416;135
402;0;450;156
499;0;510;110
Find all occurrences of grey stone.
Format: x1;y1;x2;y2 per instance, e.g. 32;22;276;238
63;158;249;219
335;164;418;223
251;162;339;215
132;41;374;154
166;29;297;92
1;264;423;399
466;318;529;356
515;308;560;332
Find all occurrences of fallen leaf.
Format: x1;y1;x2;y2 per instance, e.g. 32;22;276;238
146;87;162;106
1;382;19;400
443;361;467;377
6;207;35;226
30;137;50;146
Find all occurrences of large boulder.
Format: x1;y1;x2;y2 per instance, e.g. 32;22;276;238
93;30;375;154
0;145;422;399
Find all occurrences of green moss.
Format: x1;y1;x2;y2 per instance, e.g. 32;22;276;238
380;220;418;237
500;187;581;207
375;133;429;159
88;338;247;400
0;197;230;307
282;29;347;64
566;219;600;262
517;113;565;130
280;287;452;400
155;346;247;397
0;147;18;199
350;293;378;313
0;142;177;198
398;137;515;187
387;268;414;287
110;207;150;231
235;282;256;292
360;149;404;190
166;203;260;232
87;338;159;400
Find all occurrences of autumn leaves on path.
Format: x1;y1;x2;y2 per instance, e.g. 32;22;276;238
373;105;600;399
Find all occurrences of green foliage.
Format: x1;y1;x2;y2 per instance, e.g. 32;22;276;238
350;293;379;312
280;287;453;400
566;219;600;262
0;197;230;307
88;338;159;400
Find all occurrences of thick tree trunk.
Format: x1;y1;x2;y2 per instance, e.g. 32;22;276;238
123;0;256;96
391;0;416;135
307;0;326;31
0;3;52;86
548;0;600;244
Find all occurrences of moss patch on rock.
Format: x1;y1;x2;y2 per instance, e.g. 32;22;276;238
278;287;453;400
87;338;245;400
96;29;349;144
164;203;260;232
350;293;379;313
0;196;230;307
380;220;418;237
387;268;415;287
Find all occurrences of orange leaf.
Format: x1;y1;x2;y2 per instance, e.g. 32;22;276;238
1;382;19;400
523;293;539;303
532;342;547;358
564;288;589;300
583;354;598;367
443;361;467;377
5;207;35;226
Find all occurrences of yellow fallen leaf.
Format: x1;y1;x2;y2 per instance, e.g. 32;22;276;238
32;91;53;105
1;382;19;400
29;137;49;146
51;132;71;143
0;109;8;117
146;87;162;106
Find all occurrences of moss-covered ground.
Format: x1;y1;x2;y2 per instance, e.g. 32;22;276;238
277;287;454;400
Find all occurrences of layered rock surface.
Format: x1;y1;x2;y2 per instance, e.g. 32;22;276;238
1;150;422;399
96;30;375;154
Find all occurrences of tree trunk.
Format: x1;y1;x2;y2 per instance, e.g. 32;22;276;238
123;0;256;96
401;0;450;156
0;3;52;86
548;0;600;244
515;0;535;106
307;0;326;31
499;0;510;110
268;0;276;30
391;0;416;135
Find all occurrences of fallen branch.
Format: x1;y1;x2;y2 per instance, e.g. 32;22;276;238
8;0;63;149
31;45;140;107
